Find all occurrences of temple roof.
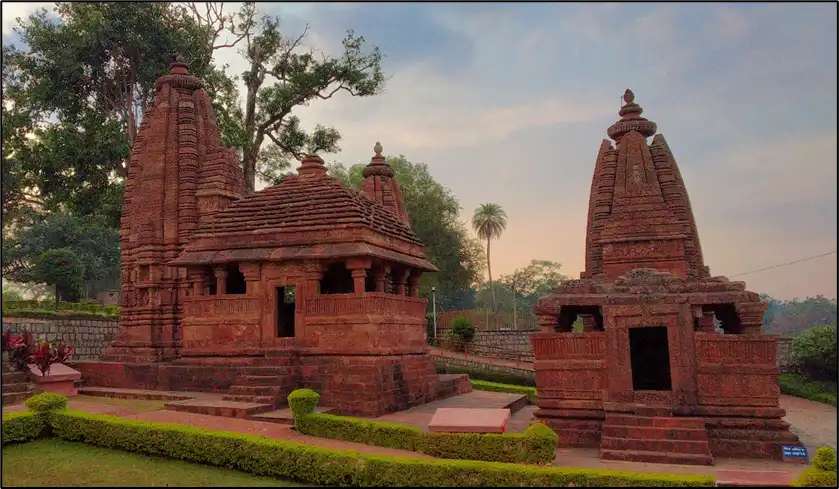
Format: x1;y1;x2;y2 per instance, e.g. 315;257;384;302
171;154;436;270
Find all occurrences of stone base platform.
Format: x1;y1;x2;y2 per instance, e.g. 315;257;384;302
373;390;530;431
2;363;34;405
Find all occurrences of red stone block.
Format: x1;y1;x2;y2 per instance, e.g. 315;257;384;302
428;408;511;434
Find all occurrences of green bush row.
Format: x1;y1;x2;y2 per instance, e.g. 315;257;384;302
792;447;838;487
471;380;538;404
2;407;716;487
435;363;536;387
289;388;556;465
2;308;119;319
1;411;45;445
3;300;120;314
779;373;838;407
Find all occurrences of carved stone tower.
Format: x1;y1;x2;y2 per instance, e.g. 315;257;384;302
361;142;410;224
102;56;244;363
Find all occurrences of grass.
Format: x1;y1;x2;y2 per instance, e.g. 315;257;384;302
1;439;309;487
779;373;838;407
70;395;167;413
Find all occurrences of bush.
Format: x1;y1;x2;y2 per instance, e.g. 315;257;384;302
778;373;837;407
1;412;46;445
450;316;476;343
45;409;714;487
792;325;837;381
287;389;319;419
792;446;838;487
435;364;536;387
471;380;537;404
814;446;837;472
287;389;556;464
25;393;69;413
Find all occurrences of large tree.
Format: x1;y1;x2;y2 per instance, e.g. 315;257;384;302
328;156;485;310
471;203;508;317
761;294;838;337
499;259;567;329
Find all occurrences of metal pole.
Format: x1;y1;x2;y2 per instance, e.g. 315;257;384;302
432;286;437;338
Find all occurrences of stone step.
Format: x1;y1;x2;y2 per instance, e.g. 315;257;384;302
238;366;293;375
77;387;196;401
165;398;274;418
605;414;705;430
2;392;30;405
2;382;32;394
602;424;709;441
238;375;286;386
247;406;336;425
174;357;293;367
601;436;712;455
3;371;28;383
600;448;713;466
229;385;284;396
221;394;276;404
633;404;673;417
714;470;792;487
708;428;800;442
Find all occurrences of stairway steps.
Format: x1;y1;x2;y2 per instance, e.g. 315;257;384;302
605;414;705;429
603;424;709;441
221;394;276;404
2;382;31;394
600;448;714;466
229;385;283;396
239;375;286;386
602;436;712;455
2;392;30;405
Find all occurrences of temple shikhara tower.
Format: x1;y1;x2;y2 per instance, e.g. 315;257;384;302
77;57;470;417
530;90;802;465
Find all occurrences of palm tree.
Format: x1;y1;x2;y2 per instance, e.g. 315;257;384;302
471;203;508;320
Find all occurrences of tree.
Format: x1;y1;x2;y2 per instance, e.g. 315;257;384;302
31;248;86;303
189;2;387;193
500;259;568;329
761;295;838;337
471;203;508;318
328;156;485;309
792;325;837;381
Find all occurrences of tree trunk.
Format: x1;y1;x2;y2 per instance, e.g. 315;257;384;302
512;284;517;330
487;236;497;326
242;147;257;195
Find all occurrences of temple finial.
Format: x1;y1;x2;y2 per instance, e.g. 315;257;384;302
374;141;383;156
170;53;190;74
175;54;186;63
623;89;635;105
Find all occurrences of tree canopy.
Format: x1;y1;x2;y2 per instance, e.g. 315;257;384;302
328;155;485;310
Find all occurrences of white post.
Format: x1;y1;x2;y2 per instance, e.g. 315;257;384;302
432;286;437;339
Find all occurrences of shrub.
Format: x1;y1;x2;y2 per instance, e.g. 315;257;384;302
778;373;838;407
287;389;319;419
792;446;838;487
792;325;837;381
287;389;557;464
1;412;46;445
25;392;69;413
471;380;538;404
46;409;714;487
450;316;476;344
814;446;837;472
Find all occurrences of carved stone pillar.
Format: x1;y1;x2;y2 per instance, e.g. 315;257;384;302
303;262;325;296
351;269;367;294
240;263;262;295
393;269;409;296
407;271;421;297
374;264;389;292
699;311;716;332
737;302;765;335
213;267;228;295
580;314;597;332
537;315;558;333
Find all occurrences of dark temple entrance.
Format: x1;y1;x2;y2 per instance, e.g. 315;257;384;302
276;286;296;338
629;326;672;391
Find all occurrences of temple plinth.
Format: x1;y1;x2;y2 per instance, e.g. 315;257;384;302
530;90;801;465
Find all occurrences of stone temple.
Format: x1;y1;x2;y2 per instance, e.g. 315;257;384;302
530;90;802;465
75;57;470;417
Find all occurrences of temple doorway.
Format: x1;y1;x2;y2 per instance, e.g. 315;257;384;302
629;326;672;391
276;286;296;338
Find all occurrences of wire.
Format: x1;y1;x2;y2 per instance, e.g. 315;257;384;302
728;250;837;278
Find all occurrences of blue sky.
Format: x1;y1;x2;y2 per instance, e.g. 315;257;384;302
3;2;836;300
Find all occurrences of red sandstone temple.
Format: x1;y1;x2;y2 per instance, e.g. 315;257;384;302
530;90;802;465
75;57;469;417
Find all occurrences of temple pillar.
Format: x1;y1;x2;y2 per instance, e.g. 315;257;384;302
537;314;559;333
580;314;597;332
374;264;389;292
346;258;372;295
213;267;228;295
407;271;422;297
303;262;325;296
393;269;409;296
240;263;262;295
699;311;716;332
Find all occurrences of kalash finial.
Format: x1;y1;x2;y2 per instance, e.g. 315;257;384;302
170;53;190;74
374;142;383;156
363;141;393;178
623;89;635;105
606;88;657;141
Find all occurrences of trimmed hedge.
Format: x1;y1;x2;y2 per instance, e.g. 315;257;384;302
2;299;119;319
792;447;838;487
1;411;45;445
25;392;69;413
471;380;537;404
779;373;838;407
289;389;556;464
435;364;536;387
7;409;714;487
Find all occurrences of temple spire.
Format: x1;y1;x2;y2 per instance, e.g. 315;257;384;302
607;88;657;141
361;142;409;223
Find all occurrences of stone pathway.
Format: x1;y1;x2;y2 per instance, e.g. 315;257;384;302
780;395;837;450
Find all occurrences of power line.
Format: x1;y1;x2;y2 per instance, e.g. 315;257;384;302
729;250;837;278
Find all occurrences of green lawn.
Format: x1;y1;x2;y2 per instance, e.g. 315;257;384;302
2;439;310;487
70;395;167;412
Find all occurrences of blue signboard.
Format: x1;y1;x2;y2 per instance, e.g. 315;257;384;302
782;446;809;460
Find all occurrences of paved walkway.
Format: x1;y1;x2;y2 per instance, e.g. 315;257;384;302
780;395;837;450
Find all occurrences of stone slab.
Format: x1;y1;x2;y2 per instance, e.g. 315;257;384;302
715;470;792;487
29;363;82;383
428;407;511;433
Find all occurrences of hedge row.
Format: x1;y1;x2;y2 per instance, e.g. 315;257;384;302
1;398;716;487
471;380;537;404
792;446;838;487
779;373;838;407
434;364;536;387
2;300;120;319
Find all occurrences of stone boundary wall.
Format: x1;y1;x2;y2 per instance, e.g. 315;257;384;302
2;317;119;360
433;355;536;381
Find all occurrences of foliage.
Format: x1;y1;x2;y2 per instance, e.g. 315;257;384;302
792;447;838;487
2;214;120;301
472;203;508;316
2;288;24;302
33;409;716;486
3;330;37;371
435;364;536;387
792;325;837;381
288;389;556;464
1;412;45;446
471;380;538;404
778;373;837;407
287;388;320;420
761;294;837;337
329;156;485;310
24;392;69;413
450;316;476;343
28;342;74;376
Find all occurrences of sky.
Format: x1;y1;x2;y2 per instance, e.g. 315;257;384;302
3;2;837;301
